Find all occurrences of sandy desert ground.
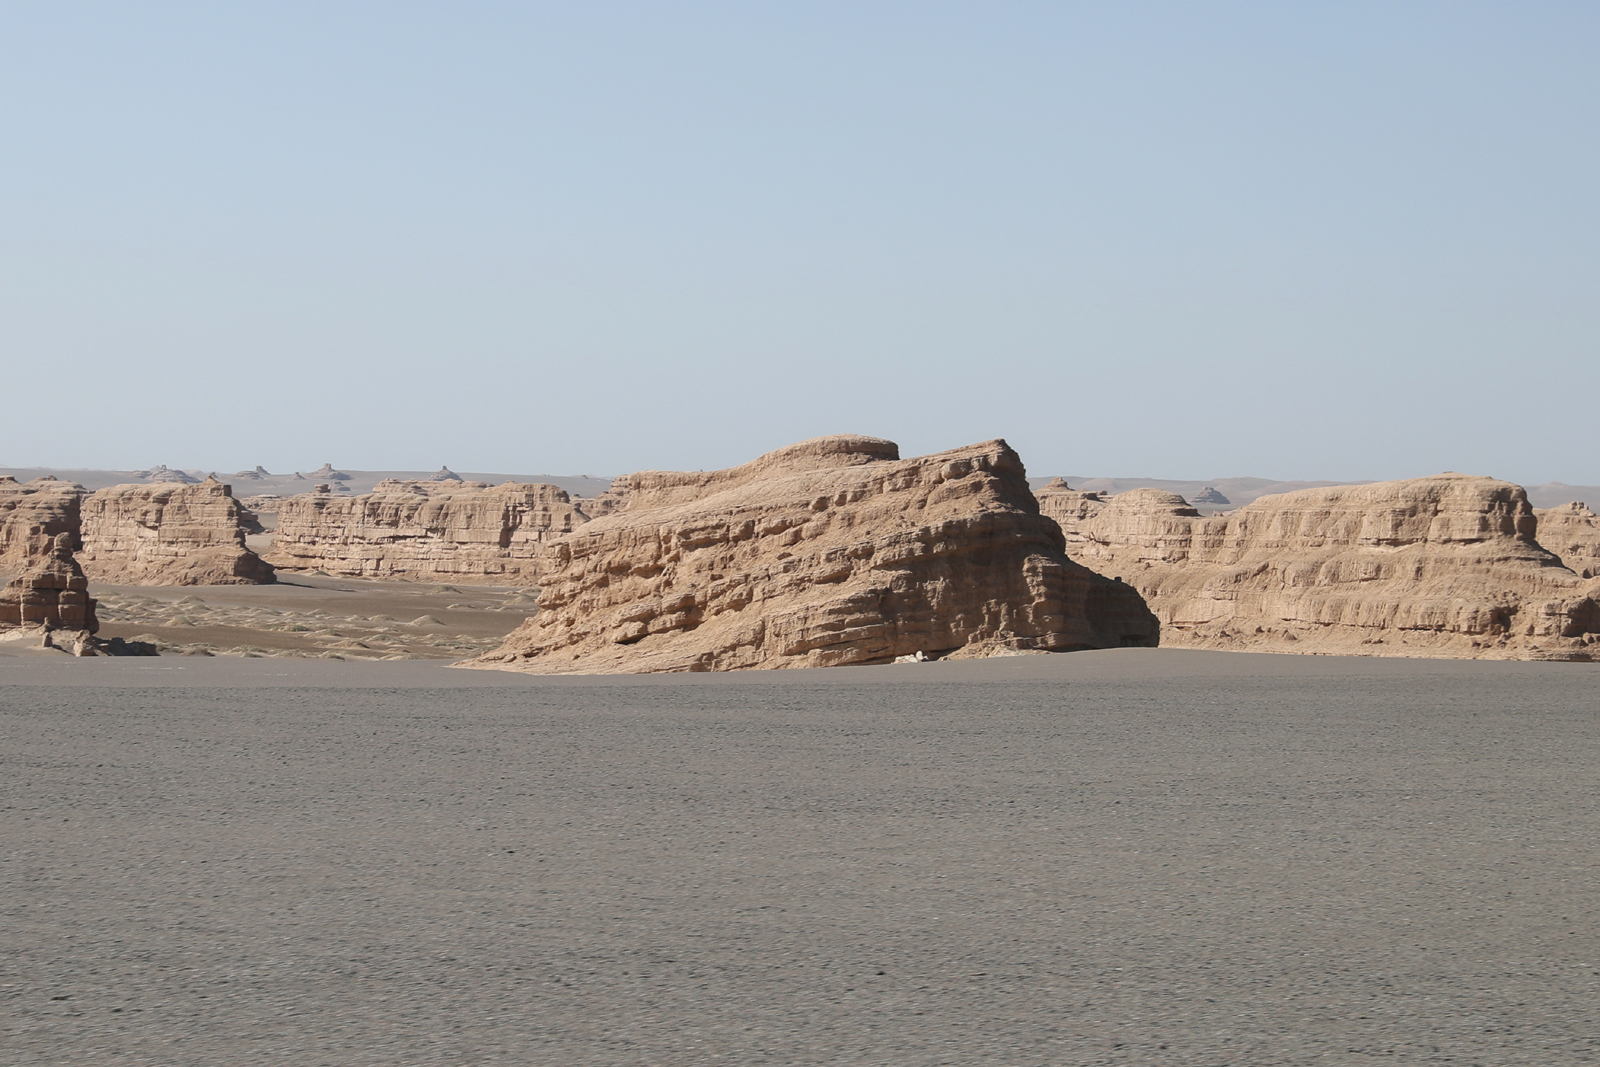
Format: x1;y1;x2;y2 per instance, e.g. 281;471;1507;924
2;649;1597;1065
86;574;536;661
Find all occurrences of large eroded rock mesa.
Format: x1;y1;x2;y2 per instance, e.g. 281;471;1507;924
78;479;274;585
265;480;590;582
469;435;1159;674
0;477;83;574
0;533;98;640
1036;474;1600;660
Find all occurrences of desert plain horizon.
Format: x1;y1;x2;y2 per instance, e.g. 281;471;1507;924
7;459;1599;512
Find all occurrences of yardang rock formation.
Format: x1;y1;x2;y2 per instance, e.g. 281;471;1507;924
1036;473;1600;660
78;479;274;585
0;532;98;641
266;480;589;582
1533;501;1600;580
469;435;1159;674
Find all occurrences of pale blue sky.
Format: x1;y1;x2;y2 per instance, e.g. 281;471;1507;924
3;2;1596;483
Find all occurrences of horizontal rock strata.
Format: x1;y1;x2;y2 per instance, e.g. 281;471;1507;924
469;435;1159;674
265;480;589;582
1036;474;1600;660
0;477;83;574
79;480;274;585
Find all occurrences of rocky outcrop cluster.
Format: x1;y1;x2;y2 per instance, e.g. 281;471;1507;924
0;533;98;642
78;480;274;586
0;477;83;574
1036;474;1600;660
265;480;590;582
469;436;1159;674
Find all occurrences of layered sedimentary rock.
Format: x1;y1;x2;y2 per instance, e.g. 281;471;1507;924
0;533;98;635
469;435;1159;675
265;480;589;582
1535;502;1600;580
0;477;83;574
79;480;274;585
1036;474;1600;660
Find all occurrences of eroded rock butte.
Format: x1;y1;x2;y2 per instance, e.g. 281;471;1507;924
79;479;274;585
266;480;589;582
469;435;1159;674
1036;474;1600;660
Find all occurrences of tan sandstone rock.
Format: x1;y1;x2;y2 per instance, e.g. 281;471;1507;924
265;480;589;582
1037;474;1600;660
79;479;274;585
0;477;83;575
467;435;1159;675
0;532;98;638
1534;502;1600;580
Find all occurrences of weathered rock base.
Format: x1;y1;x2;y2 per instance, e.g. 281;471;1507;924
0;626;155;656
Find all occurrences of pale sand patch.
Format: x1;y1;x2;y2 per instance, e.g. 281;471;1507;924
85;572;533;660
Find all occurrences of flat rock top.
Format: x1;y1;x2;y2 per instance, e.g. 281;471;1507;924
3;650;1598;1065
85;480;236;502
607;433;903;511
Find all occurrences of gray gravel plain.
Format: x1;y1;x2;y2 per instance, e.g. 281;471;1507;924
3;649;1598;1065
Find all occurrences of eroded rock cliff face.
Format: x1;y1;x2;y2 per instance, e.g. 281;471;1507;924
468;435;1159;674
0;533;97;636
0;477;83;575
1036;474;1600;660
265;480;589;582
1535;502;1600;580
79;480;274;585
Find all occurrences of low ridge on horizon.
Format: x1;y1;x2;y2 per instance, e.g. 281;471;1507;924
5;457;1596;513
